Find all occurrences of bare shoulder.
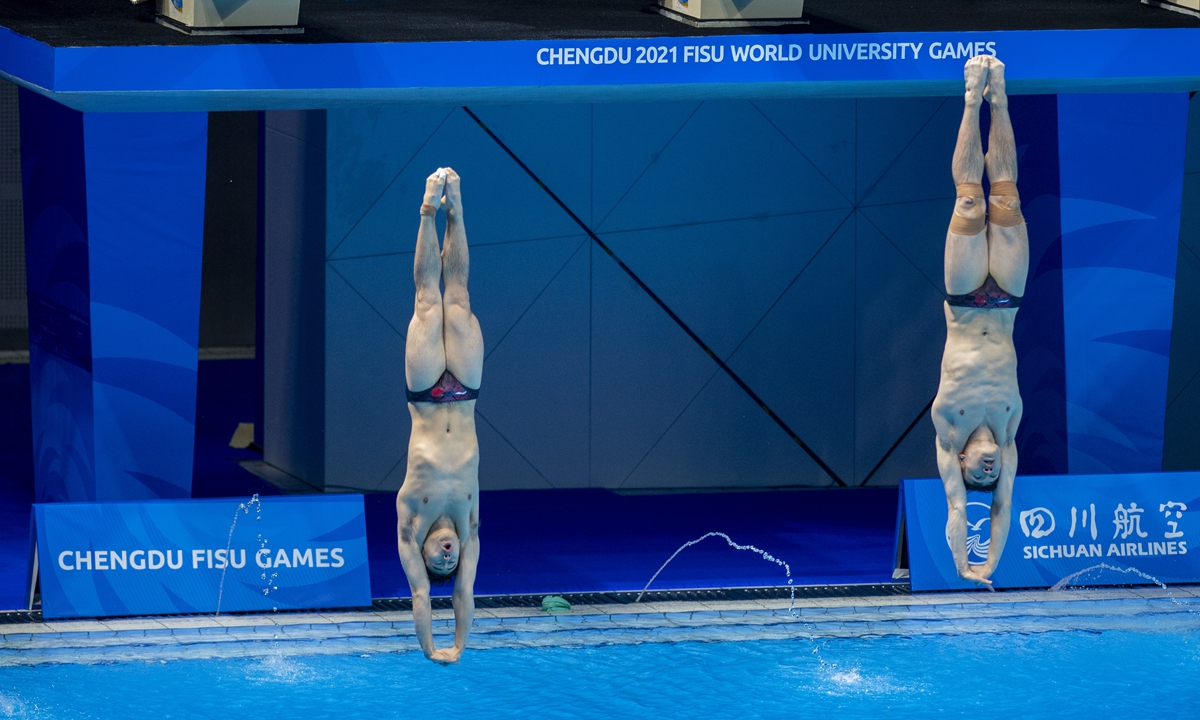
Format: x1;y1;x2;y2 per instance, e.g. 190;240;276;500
931;396;960;442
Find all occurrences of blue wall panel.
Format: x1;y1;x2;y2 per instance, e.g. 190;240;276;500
590;102;701;227
853;213;945;484
1059;93;1190;474
18;89;95;503
601;210;847;362
1007;94;1068;477
20;92;207;502
597;100;849;233
728;219;856;484
470;104;593;225
83;112;207;500
588;246;719;488
320;93;1187;492
752;99;857;203
326;105;456;255
482;241;591;488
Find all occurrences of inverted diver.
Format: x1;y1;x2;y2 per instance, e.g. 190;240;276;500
396;167;482;663
933;55;1027;587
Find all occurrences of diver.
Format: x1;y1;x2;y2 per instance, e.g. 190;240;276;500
932;55;1026;588
396;167;482;663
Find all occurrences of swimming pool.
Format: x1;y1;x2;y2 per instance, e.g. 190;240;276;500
2;592;1198;719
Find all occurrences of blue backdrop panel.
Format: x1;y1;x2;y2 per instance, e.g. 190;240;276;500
20;94;208;501
84;112;208;500
18;89;96;504
19;91;208;502
34;495;370;619
903;473;1200;591
1058;93;1190;474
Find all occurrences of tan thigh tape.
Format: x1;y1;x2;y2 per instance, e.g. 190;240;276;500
988;180;1023;226
950;183;986;235
957;183;984;200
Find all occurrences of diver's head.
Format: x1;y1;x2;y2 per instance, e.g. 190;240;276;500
959;427;1000;486
423;516;460;584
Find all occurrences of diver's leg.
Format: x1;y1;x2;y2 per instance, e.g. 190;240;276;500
405;171;448;393
440;168;484;390
945;56;990;296
983;57;1030;297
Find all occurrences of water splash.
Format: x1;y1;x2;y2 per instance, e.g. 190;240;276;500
635;532;797;618
1048;563;1200;623
1049;563;1172;593
816;666;920;697
247;653;317;685
215;494;261;616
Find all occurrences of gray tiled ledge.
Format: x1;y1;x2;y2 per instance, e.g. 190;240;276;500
2;587;1198;666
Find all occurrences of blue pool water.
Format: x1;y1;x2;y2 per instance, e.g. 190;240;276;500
2;625;1198;719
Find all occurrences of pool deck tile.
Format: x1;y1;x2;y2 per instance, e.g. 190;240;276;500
43;621;110;633
6;585;1200;663
320;612;382;624
157;617;227;629
103;618;167;631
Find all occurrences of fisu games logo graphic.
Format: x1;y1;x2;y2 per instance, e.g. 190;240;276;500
172;0;183;10
946;501;993;565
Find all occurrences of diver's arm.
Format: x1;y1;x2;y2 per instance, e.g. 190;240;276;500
938;437;991;587
397;512;439;661
446;524;480;662
980;442;1017;578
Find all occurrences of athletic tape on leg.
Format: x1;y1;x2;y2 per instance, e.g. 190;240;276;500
987;180;1023;227
950;183;986;235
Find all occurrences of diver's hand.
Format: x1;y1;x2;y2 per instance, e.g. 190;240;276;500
423;170;446;211
428;647;461;665
443;167;462;215
961;566;994;589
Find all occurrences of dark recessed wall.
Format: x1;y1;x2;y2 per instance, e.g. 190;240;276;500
1164;91;1200;471
199;111;258;350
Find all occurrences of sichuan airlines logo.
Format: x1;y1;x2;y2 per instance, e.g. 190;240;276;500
1019;507;1056;539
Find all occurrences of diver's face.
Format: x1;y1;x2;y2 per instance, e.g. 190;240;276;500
423;524;460;576
960;435;1000;484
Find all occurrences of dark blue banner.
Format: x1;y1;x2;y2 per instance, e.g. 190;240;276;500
1;27;1198;111
33;495;371;619
903;473;1200;591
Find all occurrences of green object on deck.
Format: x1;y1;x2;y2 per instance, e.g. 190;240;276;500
541;595;571;614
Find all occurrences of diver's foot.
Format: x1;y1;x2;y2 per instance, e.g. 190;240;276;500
983;56;1007;108
964;55;988;107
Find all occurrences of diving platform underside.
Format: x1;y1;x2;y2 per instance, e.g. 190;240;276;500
0;0;1198;112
